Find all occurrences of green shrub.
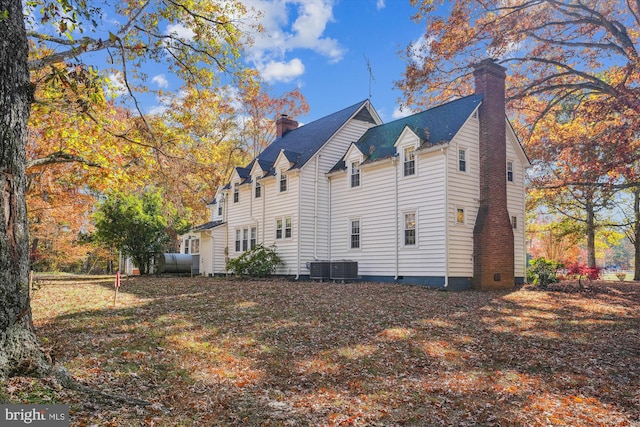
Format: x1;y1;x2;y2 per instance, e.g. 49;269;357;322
226;244;283;278
528;257;563;288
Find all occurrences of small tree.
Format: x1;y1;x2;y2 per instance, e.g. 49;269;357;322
226;244;282;278
528;257;563;289
94;189;169;274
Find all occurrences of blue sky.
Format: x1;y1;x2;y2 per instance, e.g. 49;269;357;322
142;0;427;124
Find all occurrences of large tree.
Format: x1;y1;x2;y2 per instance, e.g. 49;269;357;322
0;0;255;378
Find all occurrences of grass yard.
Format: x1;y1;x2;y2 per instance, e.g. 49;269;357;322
3;275;640;426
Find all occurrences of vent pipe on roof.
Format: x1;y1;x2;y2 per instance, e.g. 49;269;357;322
276;114;299;138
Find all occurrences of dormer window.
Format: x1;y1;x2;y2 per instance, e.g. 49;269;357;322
279;173;287;192
217;200;223;216
350;162;360;188
404;146;415;176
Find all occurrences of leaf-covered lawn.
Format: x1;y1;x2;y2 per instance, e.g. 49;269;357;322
6;276;640;426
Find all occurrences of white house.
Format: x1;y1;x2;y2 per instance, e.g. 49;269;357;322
181;59;530;290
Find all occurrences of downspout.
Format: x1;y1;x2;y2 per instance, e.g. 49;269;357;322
314;155;319;260
262;181;266;243
393;156;399;280
296;171;302;279
328;176;332;261
442;147;449;289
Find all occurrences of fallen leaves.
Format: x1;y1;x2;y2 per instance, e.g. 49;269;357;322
2;276;636;426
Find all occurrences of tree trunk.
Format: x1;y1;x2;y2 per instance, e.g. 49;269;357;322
634;187;640;281
0;0;51;378
585;198;597;269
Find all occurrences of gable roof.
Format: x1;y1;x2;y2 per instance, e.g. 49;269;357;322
355;94;483;163
244;100;372;176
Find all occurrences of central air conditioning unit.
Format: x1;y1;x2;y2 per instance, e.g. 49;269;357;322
330;260;358;281
309;261;331;280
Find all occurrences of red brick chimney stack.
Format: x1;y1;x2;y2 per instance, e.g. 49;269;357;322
472;59;515;290
276;114;299;138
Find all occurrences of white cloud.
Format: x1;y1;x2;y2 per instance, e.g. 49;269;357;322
376;0;385;10
260;58;305;83
410;34;434;63
152;74;169;89
166;23;195;41
242;0;346;82
392;106;413;120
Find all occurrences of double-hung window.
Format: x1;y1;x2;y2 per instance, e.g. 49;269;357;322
404;212;416;246
507;161;513;182
285;218;292;238
459;149;466;172
250;227;257;249
404;147;415;176
242;228;249;251
233;187;239;203
255;182;261;198
275;217;291;239
456;208;465;224
350;220;360;249
280;173;287;192
235;229;241;251
350;162;360;188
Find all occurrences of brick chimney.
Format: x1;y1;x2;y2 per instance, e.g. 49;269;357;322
276;114;298;138
472;59;514;290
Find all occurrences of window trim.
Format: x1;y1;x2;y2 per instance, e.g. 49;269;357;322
456;207;466;225
191;238;200;254
279;172;287;192
403;211;416;246
350;218;361;250
403;146;416;177
250;226;257;249
275;216;292;240
507;161;514;182
350;161;360;188
458;149;467;172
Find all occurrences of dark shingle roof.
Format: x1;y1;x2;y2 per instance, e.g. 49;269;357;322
248;100;370;173
355;94;483;163
192;220;224;232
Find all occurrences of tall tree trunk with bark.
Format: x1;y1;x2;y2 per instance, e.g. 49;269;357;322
0;0;51;378
585;197;597;269
634;187;640;281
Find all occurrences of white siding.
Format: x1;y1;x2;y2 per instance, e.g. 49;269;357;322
298;117;378;274
506;129;528;278
446;116;480;277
